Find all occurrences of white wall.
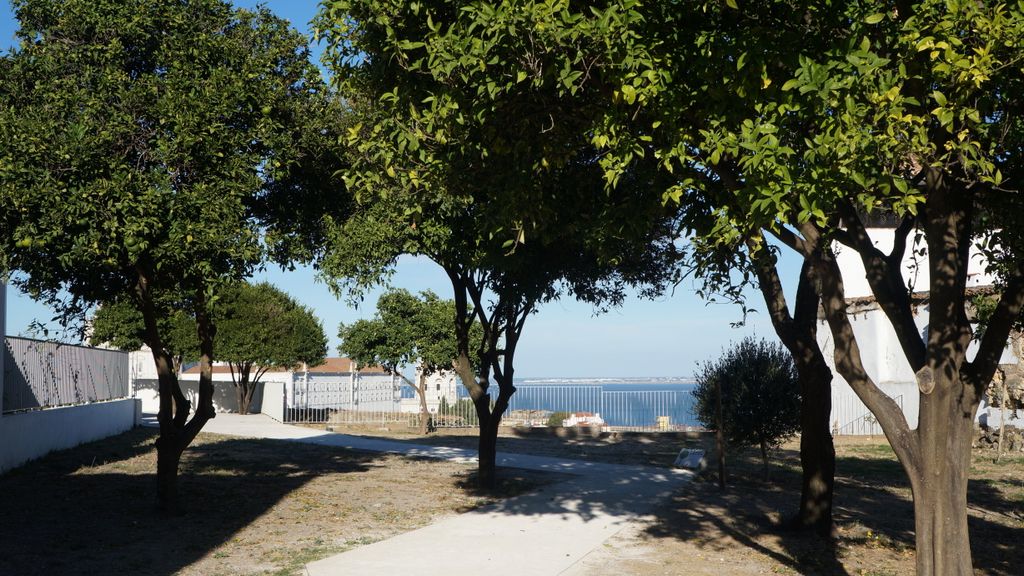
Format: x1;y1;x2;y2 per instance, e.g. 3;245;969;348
0;398;139;474
1;281;6;415
262;381;286;421
134;377;272;415
833;228;994;299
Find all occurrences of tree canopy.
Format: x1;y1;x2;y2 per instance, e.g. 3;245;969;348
0;0;339;511
310;0;681;486
216;282;328;414
339;288;477;433
89;297;198;373
608;1;1024;572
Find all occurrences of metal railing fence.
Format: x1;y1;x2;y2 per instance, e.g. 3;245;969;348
833;394;904;436
283;380;699;432
2;336;130;413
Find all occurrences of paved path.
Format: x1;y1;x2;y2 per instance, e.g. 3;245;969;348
191;414;694;576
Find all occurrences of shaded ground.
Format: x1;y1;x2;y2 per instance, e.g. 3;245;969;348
316;423;702;468
3;423;1020;575
0;428;555;576
330;424;1024;575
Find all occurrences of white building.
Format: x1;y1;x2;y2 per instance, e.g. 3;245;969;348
820;226;1021;434
131;355;400;415
563;412;606;427
399;368;460;415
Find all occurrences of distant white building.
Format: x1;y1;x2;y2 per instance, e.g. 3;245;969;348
563;412;605;427
399;368;460;414
821;225;1022;434
131;355;399;415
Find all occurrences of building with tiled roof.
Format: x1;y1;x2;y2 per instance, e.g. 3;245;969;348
132;355;400;416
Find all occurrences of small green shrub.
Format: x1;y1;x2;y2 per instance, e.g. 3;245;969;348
694;336;800;480
547;411;571;427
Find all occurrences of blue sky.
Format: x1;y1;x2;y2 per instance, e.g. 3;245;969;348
0;0;796;377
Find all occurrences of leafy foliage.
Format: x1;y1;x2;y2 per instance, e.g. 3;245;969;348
338;288;477;378
313;0;682;485
620;2;1024;568
0;0;336;509
215;282;327;414
89;298;198;372
694;337;800;474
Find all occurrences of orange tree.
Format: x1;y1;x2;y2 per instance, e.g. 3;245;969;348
0;0;339;512
305;0;681;488
620;1;1024;572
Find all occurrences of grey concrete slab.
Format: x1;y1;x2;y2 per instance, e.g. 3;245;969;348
165;413;692;576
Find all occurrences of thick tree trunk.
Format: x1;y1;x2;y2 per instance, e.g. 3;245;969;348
474;395;498;489
793;352;835;535
750;242;835;534
155;437;184;515
911;387;975;576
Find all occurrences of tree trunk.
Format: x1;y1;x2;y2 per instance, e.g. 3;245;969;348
475;395;498;489
911;389;975;576
155;436;184;515
997;376;1007;462
793;351;835;535
750;242;835;534
234;364;253;415
715;376;726;490
760;439;770;481
417;373;431;435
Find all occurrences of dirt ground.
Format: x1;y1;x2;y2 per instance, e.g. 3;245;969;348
1;424;1020;575
332;424;1024;576
0;428;556;576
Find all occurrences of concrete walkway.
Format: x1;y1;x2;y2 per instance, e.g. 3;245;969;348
191;414;694;576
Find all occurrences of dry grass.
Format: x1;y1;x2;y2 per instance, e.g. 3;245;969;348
0;427;555;576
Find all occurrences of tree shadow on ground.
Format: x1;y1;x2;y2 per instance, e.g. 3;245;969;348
638;446;1023;576
327;424;703;468
0;427;381;576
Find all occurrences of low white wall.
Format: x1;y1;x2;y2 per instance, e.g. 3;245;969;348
134;379;265;415
262;381;286;422
0;398;139;474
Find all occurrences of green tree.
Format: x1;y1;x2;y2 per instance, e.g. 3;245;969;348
0;0;335;512
546;411;570;428
694;337;801;481
339;289;478;434
622;2;1024;571
90;297;199;375
311;0;678;488
216;282;327;415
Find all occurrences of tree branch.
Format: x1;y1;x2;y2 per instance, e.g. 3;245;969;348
965;266;1024;392
747;235;795;346
809;241;920;474
836;203;926;370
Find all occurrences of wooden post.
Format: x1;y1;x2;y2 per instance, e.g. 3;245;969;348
716;376;726;489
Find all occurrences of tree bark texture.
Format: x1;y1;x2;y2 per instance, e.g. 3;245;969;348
416;373;431;435
794;352;835;535
751;244;835;534
136;266;218;514
475;396;499;489
801;184;1024;575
